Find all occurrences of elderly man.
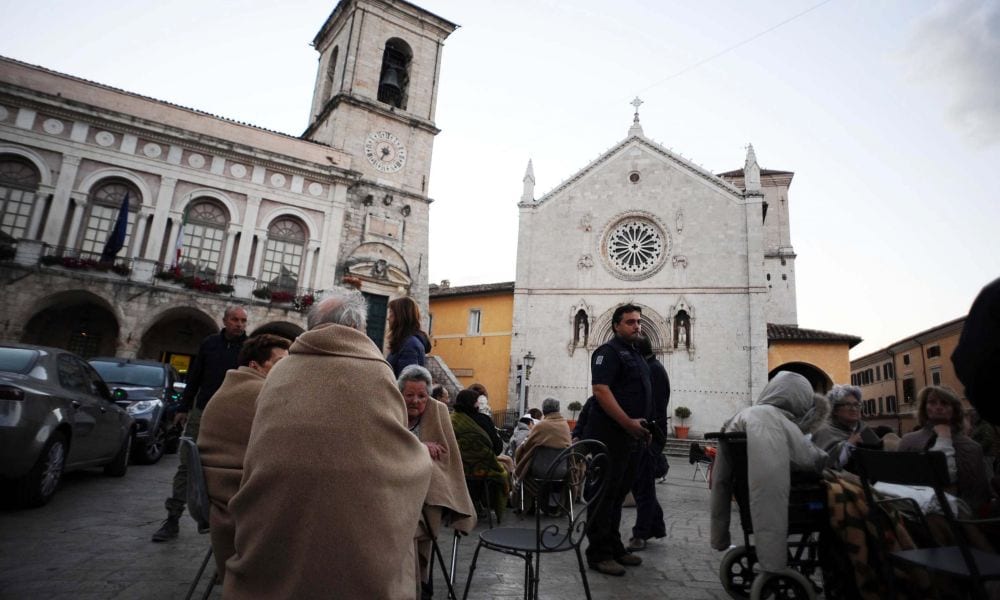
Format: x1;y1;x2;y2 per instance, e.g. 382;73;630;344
224;288;433;599
197;333;289;580
398;364;475;599
153;305;248;542
514;398;572;514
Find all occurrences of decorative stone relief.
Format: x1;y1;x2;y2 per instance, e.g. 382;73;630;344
577;254;593;269
229;164;247;178
43;118;64;134
672;255;688;269
142;143;162;158
371;259;389;279
187;153;206;168
580;212;592;232
307;182;323;196
269;173;287;187
675;209;684;232
95;131;116;147
599;211;670;280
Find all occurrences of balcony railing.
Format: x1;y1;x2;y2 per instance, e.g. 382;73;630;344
5;238;320;312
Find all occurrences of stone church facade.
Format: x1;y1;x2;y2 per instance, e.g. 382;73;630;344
511;111;800;434
0;0;455;366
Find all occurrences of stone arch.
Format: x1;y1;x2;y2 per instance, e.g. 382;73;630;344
77;168;154;208
257;205;320;242
343;241;412;288
21;290;122;358
769;362;833;394
591;303;667;352
0;145;54;187
251;321;304;341
177;188;240;224
136;306;218;362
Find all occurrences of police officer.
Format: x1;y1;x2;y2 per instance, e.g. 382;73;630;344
585;303;652;576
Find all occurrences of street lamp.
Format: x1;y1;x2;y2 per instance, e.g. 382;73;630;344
520;351;535;415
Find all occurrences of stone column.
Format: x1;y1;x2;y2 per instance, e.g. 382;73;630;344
130;208;152;259
302;240;319;291
315;184;347;290
249;228;267;282
64;196;87;253
234;195;261;275
27;188;53;240
41;155;81;245
219;224;239;279
144;176;177;263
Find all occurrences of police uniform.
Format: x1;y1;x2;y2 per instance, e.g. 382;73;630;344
584;335;652;566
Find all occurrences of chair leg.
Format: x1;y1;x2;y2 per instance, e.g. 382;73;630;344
575;545;593;600
461;541;484;600
430;535;458;600
200;570;216;600
184;546;213;600
449;530;460;587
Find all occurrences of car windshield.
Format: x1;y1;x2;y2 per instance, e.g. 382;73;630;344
0;347;40;374
90;362;165;387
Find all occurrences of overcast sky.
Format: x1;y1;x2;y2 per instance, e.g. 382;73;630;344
3;0;997;358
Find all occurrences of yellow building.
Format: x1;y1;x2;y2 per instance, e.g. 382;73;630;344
850;316;966;433
767;324;862;392
428;281;515;412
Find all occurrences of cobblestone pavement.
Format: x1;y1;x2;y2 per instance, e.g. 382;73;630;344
0;456;739;599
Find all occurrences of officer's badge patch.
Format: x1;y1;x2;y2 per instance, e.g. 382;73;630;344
595;355;604;365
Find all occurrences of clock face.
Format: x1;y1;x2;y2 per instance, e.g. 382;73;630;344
364;131;407;173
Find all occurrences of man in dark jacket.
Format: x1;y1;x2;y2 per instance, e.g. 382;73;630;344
952;277;1000;425
628;334;669;551
152;305;248;542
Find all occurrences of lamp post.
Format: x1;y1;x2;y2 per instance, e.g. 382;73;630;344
520;351;535;415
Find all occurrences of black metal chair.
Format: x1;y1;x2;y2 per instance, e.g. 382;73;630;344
421;507;461;600
689;442;713;482
517;446;573;518
462;439;609;600
179;437;217;600
853;448;1000;600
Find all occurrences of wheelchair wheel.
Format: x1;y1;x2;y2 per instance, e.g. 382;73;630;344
719;545;756;600
749;569;816;600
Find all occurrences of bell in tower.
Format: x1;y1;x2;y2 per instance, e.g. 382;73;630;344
377;39;411;109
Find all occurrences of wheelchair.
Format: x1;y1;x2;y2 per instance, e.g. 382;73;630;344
707;431;858;600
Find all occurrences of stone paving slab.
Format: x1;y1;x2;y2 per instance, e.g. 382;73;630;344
0;455;744;599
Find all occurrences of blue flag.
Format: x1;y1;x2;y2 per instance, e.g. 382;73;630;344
100;192;129;262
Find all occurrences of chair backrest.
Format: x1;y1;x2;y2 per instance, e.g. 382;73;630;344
529;446;569;480
689;442;708;464
179;437;211;534
532;439;610;552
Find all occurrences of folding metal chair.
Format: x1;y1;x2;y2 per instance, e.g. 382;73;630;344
689;442;713;482
179;437;217;600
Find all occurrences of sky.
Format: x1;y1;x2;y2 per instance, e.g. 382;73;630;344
2;0;998;358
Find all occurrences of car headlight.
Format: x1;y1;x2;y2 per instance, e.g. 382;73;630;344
127;400;159;415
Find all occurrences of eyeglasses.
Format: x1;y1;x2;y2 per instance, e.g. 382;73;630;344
839;402;862;409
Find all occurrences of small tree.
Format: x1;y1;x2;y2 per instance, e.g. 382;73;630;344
567;400;583;420
674;406;691;426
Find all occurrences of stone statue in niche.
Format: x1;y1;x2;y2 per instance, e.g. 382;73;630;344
673;310;691;349
573;309;589;347
578;254;594;269
372;259;388;279
675;209;684;232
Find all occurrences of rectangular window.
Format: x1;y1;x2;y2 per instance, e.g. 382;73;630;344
427;313;433;337
903;378;916;403
886;362;894;378
878;397;883;414
81;204;136;257
903;353;910;366
886;395;897;414
927;345;941;359
467;309;481;335
931;370;942;386
875;368;881;382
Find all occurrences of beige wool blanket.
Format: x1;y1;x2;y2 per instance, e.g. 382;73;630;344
196;366;265;578
514;413;571;481
224;323;433;600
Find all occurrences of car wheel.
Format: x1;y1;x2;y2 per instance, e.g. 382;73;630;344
104;430;132;477
136;423;166;465
12;431;67;508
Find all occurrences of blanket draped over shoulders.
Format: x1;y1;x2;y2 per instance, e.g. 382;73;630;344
224;323;432;600
452;410;509;518
514;413;571;480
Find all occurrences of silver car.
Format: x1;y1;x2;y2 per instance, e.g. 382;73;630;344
0;344;134;507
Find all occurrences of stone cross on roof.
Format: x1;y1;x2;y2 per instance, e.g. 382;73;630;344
629;96;645;137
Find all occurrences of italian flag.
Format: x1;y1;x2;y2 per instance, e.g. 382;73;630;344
172;206;189;273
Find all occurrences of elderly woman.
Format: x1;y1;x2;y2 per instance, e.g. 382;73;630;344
452;388;510;522
898;386;992;516
812;384;881;472
398;365;475;598
710;371;829;575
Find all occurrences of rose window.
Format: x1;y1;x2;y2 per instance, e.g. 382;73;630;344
601;214;669;280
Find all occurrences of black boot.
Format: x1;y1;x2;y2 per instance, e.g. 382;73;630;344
151;515;180;542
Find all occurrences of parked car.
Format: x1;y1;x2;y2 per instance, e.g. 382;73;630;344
88;357;184;464
0;343;134;507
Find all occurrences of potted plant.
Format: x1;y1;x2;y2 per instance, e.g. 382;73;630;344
567;400;583;430
673;406;691;439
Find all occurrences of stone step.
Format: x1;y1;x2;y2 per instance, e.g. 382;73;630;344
663;436;716;457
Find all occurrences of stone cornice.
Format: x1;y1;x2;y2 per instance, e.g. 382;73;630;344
303;93;441;139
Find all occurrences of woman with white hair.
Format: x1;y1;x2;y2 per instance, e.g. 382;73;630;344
812;384;881;472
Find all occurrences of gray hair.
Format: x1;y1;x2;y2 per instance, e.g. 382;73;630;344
397;364;433;393
223;305;248;319
541;397;560;415
306;287;367;331
827;384;862;407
